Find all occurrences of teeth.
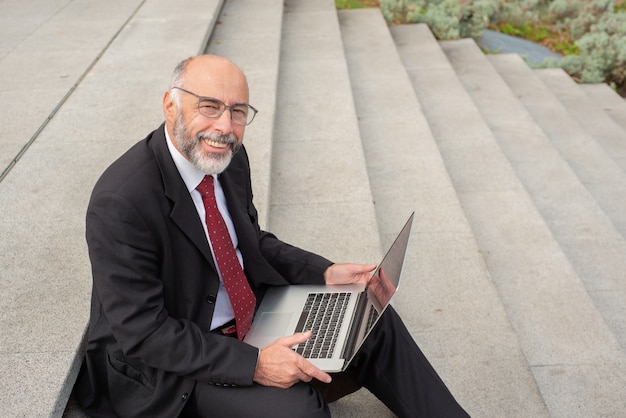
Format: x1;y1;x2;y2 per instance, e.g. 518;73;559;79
205;139;228;148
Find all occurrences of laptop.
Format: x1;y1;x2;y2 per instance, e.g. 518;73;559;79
244;213;414;372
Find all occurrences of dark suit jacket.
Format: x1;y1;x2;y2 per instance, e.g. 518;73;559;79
76;125;333;417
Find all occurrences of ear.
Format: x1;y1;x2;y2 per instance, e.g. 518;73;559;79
162;90;177;124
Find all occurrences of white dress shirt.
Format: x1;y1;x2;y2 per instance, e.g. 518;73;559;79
165;129;239;330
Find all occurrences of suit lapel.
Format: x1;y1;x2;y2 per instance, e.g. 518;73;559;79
150;125;216;268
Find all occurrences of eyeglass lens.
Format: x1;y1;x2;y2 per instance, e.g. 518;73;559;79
198;98;254;125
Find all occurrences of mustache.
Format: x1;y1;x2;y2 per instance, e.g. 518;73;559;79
197;131;241;153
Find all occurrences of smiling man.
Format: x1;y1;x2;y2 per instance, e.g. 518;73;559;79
74;55;469;418
166;57;249;174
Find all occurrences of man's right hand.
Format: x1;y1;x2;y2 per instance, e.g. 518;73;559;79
253;331;332;388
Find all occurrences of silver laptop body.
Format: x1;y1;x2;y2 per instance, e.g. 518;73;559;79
244;213;414;372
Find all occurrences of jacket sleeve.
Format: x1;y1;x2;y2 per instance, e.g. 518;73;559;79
258;230;333;285
87;189;259;387
227;147;333;285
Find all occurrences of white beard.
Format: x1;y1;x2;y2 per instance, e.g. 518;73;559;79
173;112;239;175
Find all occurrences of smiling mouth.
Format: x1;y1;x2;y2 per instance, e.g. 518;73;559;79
203;138;231;149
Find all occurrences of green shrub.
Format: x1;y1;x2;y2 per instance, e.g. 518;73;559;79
560;11;626;88
380;0;626;94
380;0;495;39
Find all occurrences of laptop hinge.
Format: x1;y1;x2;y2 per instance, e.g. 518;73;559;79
340;290;368;360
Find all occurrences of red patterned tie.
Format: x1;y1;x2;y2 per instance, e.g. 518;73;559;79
197;175;256;340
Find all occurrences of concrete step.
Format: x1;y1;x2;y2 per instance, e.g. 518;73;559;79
271;1;382;414
440;38;626;354
204;0;285;228
0;0;146;177
391;23;626;417
489;54;626;241
581;83;626;133
5;0;623;416
0;0;226;417
535;68;626;173
339;9;546;417
269;0;380;262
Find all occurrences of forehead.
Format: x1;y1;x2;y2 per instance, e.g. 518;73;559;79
184;57;249;103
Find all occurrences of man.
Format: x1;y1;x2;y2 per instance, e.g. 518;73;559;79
75;55;469;417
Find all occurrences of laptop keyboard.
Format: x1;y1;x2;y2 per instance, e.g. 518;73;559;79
293;292;351;359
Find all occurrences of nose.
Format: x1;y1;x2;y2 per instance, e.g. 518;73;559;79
210;108;234;135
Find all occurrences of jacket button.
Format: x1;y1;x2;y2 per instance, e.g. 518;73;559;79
206;295;216;304
181;393;189;401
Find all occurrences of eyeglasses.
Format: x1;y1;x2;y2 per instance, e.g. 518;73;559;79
171;86;258;126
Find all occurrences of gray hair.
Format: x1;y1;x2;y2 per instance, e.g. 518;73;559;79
169;57;193;106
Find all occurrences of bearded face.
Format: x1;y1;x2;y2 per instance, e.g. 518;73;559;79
172;110;241;175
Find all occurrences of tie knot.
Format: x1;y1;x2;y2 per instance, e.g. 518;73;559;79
197;175;215;198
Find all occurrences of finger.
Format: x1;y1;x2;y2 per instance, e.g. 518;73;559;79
307;367;332;384
349;263;377;282
275;330;312;348
357;263;377;272
344;263;376;273
298;358;332;384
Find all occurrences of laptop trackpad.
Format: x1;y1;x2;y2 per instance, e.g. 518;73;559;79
254;312;293;337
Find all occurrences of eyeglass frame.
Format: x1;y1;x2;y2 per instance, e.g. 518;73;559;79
170;86;258;126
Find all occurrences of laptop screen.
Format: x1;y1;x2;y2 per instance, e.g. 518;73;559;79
342;212;414;365
366;212;413;312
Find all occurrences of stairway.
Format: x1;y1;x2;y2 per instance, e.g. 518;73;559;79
2;0;625;416
207;2;626;416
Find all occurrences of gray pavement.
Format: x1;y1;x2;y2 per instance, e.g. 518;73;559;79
2;1;626;417
443;35;626;383
490;54;626;239
341;11;546;417
0;0;145;179
582;82;626;132
536;68;626;172
395;24;626;417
